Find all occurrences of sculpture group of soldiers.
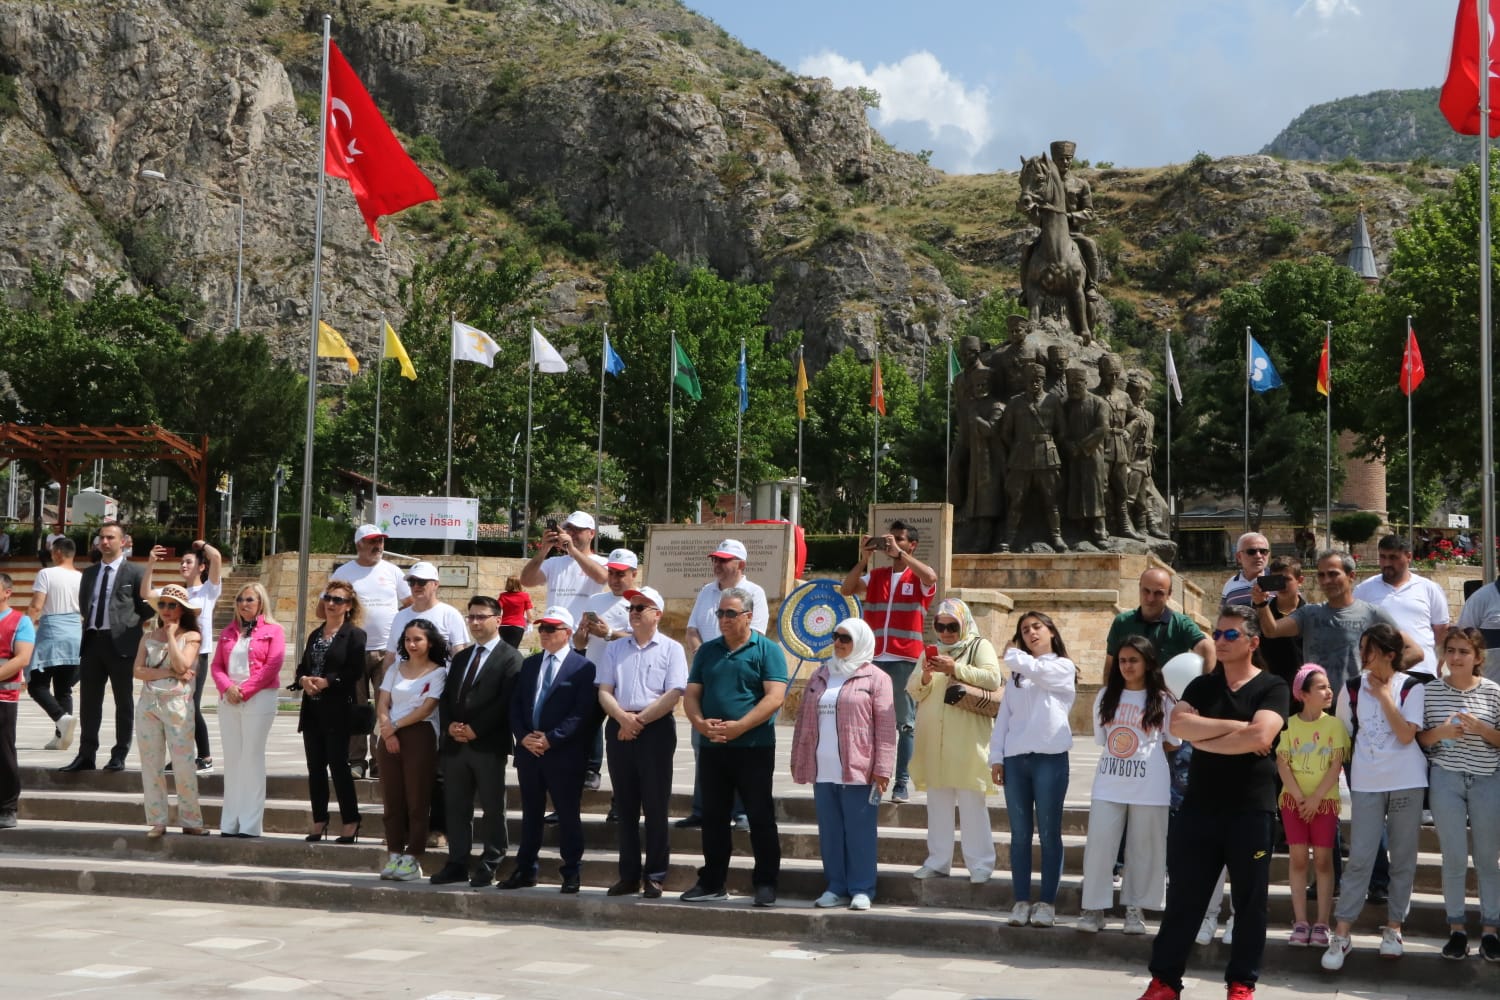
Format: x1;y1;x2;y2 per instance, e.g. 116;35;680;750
948;327;1168;553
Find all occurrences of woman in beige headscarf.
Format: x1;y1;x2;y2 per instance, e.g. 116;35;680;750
909;597;1003;882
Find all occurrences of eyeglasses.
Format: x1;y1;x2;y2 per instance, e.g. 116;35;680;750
234;595;259;603
156;602;181;611
715;608;746;619
628;604;657;614
320;594;349;605
933;621;961;634
406;578;435;587
1212;628;1244;641
709;555;734;565
537;624;564;634
1240;547;1270;556
464;613;495;621
832;632;853;643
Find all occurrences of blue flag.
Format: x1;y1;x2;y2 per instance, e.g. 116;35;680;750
603;331;625;377
1248;336;1282;393
737;341;749;413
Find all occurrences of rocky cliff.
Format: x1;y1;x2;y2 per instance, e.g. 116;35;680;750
1261;88;1474;167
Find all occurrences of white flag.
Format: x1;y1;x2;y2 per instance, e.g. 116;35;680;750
1165;342;1183;404
531;326;567;374
452;319;500;367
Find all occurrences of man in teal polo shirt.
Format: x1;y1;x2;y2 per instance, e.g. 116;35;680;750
680;586;788;907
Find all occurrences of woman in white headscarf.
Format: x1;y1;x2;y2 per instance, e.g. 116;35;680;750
910;597;1003;883
790;617;896;911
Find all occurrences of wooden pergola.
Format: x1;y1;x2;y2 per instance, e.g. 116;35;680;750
0;424;211;538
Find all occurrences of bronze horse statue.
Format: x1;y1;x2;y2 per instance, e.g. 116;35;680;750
1018;151;1093;343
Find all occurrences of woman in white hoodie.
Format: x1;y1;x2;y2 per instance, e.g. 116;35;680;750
990;610;1077;928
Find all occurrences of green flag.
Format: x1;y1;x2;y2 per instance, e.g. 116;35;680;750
948;341;960;385
672;338;702;401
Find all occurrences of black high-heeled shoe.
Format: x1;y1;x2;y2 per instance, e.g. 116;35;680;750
305;822;328;842
335;819;362;844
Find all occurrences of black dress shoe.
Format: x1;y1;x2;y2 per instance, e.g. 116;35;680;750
498;869;538;890
543;811;560;825
560;875;581;894
643;879;663;899
674;815;702;828
59;756;96;773
606;878;640;896
103;756;126;772
429;864;468;885
469;868;495;888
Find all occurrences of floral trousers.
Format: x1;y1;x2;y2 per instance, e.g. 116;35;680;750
136;683;203;828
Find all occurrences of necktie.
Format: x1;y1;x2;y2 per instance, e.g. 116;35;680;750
455;645;486;705
92;565;112;630
533;654;557;729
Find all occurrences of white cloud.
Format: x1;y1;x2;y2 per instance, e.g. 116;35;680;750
1296;0;1361;20
798;49;993;171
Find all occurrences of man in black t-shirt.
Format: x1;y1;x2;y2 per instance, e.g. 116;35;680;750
1136;604;1290;1000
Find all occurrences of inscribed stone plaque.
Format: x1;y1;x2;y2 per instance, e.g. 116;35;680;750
642;523;794;602
866;502;954;601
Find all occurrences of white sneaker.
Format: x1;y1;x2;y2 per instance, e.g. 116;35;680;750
1030;902;1056;927
1008;901;1033;926
1196;915;1218;946
969;866;992;885
1222;914;1235;945
1321;932;1353;970
912;865;949;879
848;893;872;911
392;854;422;882
58;714;77;751
1123;906;1147;935
380;853;401;879
1379;926;1403;958
814;891;849;908
1075;909;1104;933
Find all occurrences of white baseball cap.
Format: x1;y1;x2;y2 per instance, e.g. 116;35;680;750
563;510;596;530
537;605;576;629
354;524;387;544
605;548;639;570
623;586;665;612
405;561;440;582
711;538;748;561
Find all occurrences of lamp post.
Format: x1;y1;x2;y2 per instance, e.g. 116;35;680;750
138;168;244;330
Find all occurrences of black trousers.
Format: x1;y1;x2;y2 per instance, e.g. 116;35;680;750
443;744;509;873
78;631;134;760
698;743;779;891
514;751;586;877
349;650;386;766
1150;809;1274;990
303;718;360;825
0;701;17;812
606;714;676;882
27;666;77;726
499;625;525;649
192;652;211;759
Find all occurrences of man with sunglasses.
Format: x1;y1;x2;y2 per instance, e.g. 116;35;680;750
383;562;469;675
597;585;687;897
1222;532;1271;608
840;520;938;802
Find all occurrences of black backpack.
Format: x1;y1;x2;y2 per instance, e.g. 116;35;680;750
1344;673;1427;745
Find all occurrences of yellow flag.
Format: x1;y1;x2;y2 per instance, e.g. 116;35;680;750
383;321;417;380
795;351;809;421
317;321;360;374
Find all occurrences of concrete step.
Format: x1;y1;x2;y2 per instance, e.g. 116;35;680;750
0;848;1490;994
0;819;1466;937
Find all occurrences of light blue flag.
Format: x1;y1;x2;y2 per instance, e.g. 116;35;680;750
1248;336;1282;393
737;341;749;414
603;331;625;377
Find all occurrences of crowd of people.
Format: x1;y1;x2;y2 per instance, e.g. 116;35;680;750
3;518;1499;1000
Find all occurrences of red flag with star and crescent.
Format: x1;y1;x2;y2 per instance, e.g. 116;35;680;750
325;41;439;242
1401;323;1426;396
1439;0;1500;137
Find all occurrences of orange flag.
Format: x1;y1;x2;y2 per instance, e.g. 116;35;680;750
1316;335;1330;397
870;356;886;416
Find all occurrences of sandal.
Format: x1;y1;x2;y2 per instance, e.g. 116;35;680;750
146;826;167;839
181;827;210;836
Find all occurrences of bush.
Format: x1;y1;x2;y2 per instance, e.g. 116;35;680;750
467;166;513;208
802;534;860;573
1261;215;1301;254
0;73;19;119
1331;512;1383;547
278;514;352;555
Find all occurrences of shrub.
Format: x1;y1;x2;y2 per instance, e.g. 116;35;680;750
1331;511;1383;546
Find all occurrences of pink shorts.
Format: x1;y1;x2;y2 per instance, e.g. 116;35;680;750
1280;803;1338;849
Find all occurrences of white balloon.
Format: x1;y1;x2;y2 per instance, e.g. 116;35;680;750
1162;651;1205;699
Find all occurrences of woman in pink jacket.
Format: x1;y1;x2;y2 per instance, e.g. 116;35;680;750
210;583;286;837
790;617;896;911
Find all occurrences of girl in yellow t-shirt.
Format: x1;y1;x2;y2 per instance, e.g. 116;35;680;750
1276;663;1349;948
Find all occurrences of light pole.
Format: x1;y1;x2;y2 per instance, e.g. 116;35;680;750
138;168;244;330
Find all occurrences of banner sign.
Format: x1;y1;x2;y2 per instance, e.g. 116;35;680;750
376;496;479;541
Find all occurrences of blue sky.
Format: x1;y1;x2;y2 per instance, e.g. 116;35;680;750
685;0;1459;172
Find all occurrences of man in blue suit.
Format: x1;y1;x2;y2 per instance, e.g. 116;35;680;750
500;605;596;893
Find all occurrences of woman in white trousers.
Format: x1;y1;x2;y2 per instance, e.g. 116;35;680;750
209;583;286;837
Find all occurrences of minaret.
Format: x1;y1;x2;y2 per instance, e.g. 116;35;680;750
1348;207;1379;283
1338;206;1387;518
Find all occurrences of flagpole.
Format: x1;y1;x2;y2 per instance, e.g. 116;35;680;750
1243;326;1251;538
872;341;881;507
945;338;953;507
667;330;676;523
294;13;332;652
1482;0;1497;583
1407;314;1416;547
1325;319;1332;551
595;323;607;520
373;314;385;503
734;338;744;524
796;343;805;528
523;334;535;553
1165;330;1173;538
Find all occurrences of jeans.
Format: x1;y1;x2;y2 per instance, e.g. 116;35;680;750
1334;787;1423;927
1002;751;1069;904
1428;765;1500;927
874;659;917;786
813;781;880;898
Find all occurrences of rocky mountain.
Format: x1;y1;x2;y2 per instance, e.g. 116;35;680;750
1261;88;1476;167
0;1;1459;378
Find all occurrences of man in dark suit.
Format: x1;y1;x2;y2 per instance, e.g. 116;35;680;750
63;520;152;772
500;606;595;893
430;596;523;888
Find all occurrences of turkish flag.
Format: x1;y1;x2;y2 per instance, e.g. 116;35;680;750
1316;335;1330;397
1400;324;1426;396
1439;0;1500;136
325;41;439;241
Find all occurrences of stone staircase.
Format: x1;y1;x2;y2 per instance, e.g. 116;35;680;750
2;764;1496;992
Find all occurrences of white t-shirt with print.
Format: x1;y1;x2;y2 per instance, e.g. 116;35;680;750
1090;688;1179;807
815;673;851;784
381;666;447;737
330;559;412;651
1337;672;1429;793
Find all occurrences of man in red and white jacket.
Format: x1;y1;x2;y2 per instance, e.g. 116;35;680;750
0;572;38;829
840;520;938;801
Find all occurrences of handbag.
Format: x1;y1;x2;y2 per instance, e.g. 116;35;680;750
350;703;377;736
943;681;1000;718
